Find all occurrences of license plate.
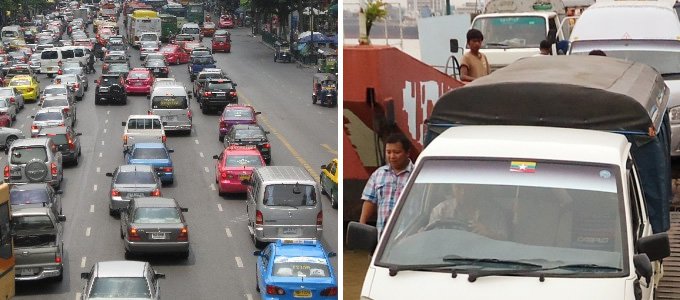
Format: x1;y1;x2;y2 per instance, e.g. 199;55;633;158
294;290;312;298
19;268;37;276
163;115;177;121
128;192;144;198
150;232;166;239
280;227;301;236
134;82;143;86
239;174;250;181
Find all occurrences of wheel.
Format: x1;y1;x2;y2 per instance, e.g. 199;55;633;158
110;207;116;217
119;226;124;238
327;99;334;108
255;268;260;292
253;233;265;249
94;97;100;105
72;154;79;166
77;95;83;101
219;135;224;142
331;190;337;209
274;56;277;62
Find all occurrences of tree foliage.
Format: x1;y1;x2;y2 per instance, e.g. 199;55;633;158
365;0;387;35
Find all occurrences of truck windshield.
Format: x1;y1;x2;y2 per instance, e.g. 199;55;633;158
472;16;546;48
570;40;680;76
378;159;625;276
12;215;54;231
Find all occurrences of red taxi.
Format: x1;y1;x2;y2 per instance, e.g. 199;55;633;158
213;145;265;194
202;22;216;37
160;44;190;65
211;34;231;53
218;15;234;29
124;68;154;95
97;28;114;46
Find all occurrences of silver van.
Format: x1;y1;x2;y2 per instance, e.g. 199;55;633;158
148;81;192;135
245;166;322;248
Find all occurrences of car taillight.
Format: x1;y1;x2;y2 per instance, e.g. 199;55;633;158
316;211;323;226
229;91;237;97
51;163;58;175
55;256;62;263
63;107;70;114
162;67;168;72
4;165;9;179
126;79;131;85
320;287;338;296
221;171;228;179
31;125;39;131
150;188;161;196
8;97;14;104
263;143;270;149
58;60;62;66
57;69;63;75
266;285;285;296
68;135;75;150
256;210;263;225
123;135;128;144
128;227;140;241
103;63;109;70
161;135;167;143
187;110;192;119
204;91;212;97
111;189;120;196
178;226;188;241
162;167;173;172
219;120;226;128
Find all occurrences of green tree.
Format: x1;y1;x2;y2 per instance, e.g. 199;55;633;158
365;0;387;36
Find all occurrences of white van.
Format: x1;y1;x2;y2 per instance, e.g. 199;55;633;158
40;48;68;77
567;0;680;156
180;23;202;42
1;25;21;43
60;46;89;66
148;81;192;134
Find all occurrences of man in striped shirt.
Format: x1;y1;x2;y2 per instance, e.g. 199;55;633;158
359;133;414;237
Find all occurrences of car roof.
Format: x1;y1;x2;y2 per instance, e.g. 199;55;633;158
37;107;65;113
128;114;161;120
272;240;327;259
11;206;51;216
118;164;154;172
133;197;176;207
95;261;147;278
45;84;68;89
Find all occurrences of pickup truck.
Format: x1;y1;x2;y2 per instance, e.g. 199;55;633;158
12;206;66;281
122;114;166;152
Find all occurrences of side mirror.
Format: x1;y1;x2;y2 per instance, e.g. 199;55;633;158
56;190;64;194
30;116;35;119
633;254;652;284
346;221;379;253
212;155;219;159
327;252;337;258
57;215;66;222
181;207;188;212
81;272;90;279
255;111;261;115
167;149;174;153
450;39;459;53
154;273;166;279
321;164;327;170
76;132;82;136
121;121;126;126
637;233;671;261
253;250;261;256
105;172;114;177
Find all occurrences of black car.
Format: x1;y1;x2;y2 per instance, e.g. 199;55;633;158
36;126;82;166
10;183;63;215
143;59;169;78
94;74;127;105
223;124;271;164
198;78;237;114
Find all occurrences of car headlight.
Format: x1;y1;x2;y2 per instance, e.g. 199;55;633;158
670;106;680;124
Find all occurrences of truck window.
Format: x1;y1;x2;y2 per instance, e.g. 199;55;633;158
41;51;58;59
628;169;644;241
12;215;55;231
472;16;547;48
128;119;162;129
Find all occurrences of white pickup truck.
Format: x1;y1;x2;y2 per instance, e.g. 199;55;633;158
121;115;166;152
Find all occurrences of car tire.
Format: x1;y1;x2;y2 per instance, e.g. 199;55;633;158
253;234;265;249
77;96;82;101
73;154;79;166
94;97;100;105
218;135;224;142
255;268;260;292
312;95;317;104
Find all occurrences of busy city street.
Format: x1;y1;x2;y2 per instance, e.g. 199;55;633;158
9;15;338;299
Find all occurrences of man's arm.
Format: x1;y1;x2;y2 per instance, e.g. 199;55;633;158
460;65;476;82
359;200;377;224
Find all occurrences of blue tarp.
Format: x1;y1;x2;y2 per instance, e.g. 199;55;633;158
298;33;328;43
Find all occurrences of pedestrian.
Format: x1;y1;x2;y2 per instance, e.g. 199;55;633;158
537;39;551;55
460;29;490;82
589;49;607;56
359;132;414;237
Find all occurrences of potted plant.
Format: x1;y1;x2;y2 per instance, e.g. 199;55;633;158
359;0;387;45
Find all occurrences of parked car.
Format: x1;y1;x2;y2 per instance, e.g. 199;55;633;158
106;164;162;216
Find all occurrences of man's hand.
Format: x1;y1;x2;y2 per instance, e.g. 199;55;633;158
359;200;377;224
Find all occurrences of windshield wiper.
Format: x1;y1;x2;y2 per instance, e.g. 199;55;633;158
387;263;463;276
443;256;542;268
551;264;622;272
466;263;621;282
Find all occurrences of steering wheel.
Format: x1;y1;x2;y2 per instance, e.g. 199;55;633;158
424;219;470;231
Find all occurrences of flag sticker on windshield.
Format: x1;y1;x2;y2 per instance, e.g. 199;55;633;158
510;161;536;173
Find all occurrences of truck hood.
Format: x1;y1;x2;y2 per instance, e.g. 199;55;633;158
362;267;631;299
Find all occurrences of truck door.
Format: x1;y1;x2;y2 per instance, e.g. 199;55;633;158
629;164;654;299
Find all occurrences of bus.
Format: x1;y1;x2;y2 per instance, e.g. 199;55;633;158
127;9;162;47
186;3;204;25
160;14;178;42
0;184;14;299
161;3;187;18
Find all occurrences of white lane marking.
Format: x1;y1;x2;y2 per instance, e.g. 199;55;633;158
194;139;199;144
86;227;91;237
19;124;24;128
204;167;209;173
93;185;97;191
107;110;110;115
210;183;216;191
99;152;102;158
76;293;82;300
199;152;204;158
105;119;108;124
225;227;232;237
101;141;104;146
217;204;223;212
245;294;253;300
103;128;107;134
235;256;243;268
81;257;87;268
90;204;94;212
96;167;100;173
26;115;31;119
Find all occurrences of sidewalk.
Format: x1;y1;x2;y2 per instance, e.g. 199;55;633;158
255;33;321;69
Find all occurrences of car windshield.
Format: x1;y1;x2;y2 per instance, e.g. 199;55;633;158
35;112;63;121
10;189;50;205
208;82;233;90
192;57;212;64
11;147;47;164
147;60;166;67
472;16;546;49
273;257;330;278
131;148;168;159
133;207;181;223
115;171;156;184
263;184;317;206
377;159;625;276
8;69;30;76
12;215;54;231
100;77;120;86
10;79;30;86
41;99;70;108
225;155;262;167
105;55;126;62
45;87;67;95
89;277;151;298
570;40;680;76
223;109;253;120
234;129;265;140
129;72;149;79
152;96;187;109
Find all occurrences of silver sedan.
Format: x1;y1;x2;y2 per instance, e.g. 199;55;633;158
106;164;162;216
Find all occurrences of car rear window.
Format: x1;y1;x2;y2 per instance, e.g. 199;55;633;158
234;129;265;140
12;215;54;231
41;99;69;108
182;27;199;34
10;189;50;206
272;257;330;278
43;133;68;145
223;109;253;120
115;171;156;184
214;36;227;42
10;79;30;86
133;207;181;223
160;46;174;53
35;112;63;121
129;72;149;79
60;49;74;59
152;96;188;109
89;277;151;298
0;89;12;96
45;87;67;95
198;73;222;81
225;155;262;167
41;50;58;59
191;57;212;64
208;82;233;90
131;148;168;159
263;184;317;206
127;118;161;129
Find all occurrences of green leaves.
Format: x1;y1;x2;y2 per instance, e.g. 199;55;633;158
365;0;387;35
